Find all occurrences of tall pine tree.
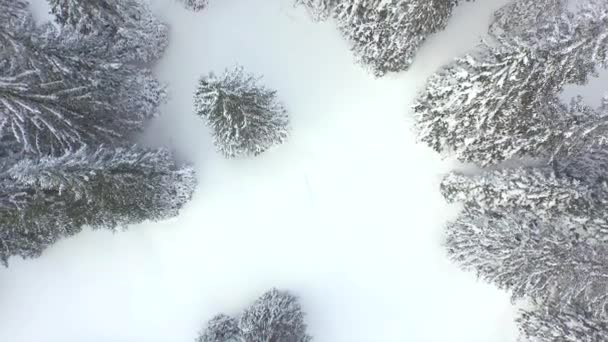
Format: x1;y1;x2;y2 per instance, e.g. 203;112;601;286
298;0;467;76
0;0;166;156
444;149;608;317
414;0;608;166
0;147;196;265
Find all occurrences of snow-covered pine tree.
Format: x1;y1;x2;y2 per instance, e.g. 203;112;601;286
178;0;208;12
0;146;196;266
295;0;338;21
440;150;608;237
46;0;169;65
298;0;467;76
414;1;608;166
489;0;568;43
518;301;608;342
194;66;289;158
197;288;312;342
0;0;34;69
446;205;608;317
48;0;138;35
552;96;608;160
198;314;240;342
0;2;166;156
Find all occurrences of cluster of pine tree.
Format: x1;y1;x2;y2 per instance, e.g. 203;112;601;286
414;0;608;340
0;0;196;266
297;0;470;76
197;288;312;342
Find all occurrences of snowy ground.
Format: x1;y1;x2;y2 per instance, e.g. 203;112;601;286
0;1;519;341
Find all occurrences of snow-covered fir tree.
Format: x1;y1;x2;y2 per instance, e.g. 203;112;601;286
46;0;169;65
194;66;289;158
197;288;312;342
440;150;608;237
298;0;467;76
414;0;608;166
518;301;608;342
489;0;567;43
295;0;338;21
0;1;166;156
48;0;144;35
446;205;608;317
0;147;196;266
178;0;208;12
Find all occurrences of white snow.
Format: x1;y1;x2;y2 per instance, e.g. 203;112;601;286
0;0;518;341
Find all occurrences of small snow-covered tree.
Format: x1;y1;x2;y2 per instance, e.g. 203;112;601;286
298;0;467;76
198;314;240;342
0;147;196;265
194;66;289;158
518;302;608;342
446;206;608;317
197;289;312;342
178;0;208;12
414;1;608;166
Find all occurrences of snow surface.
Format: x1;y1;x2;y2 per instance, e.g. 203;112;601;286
1;1;518;341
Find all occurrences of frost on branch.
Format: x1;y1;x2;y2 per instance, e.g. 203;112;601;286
0;147;196;266
446;206;608;317
414;1;608;166
197;289;312;342
518;301;608;342
194;66;289;158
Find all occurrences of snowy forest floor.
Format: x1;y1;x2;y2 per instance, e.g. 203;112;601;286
0;0;525;341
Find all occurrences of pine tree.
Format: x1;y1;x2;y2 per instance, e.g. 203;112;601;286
440;151;608;237
298;0;467;76
489;0;568;43
446;206;608;317
194;66;289;158
414;1;608;166
48;0;135;35
197;289;312;342
0;147;196;266
178;0;208;12
518;302;608;342
198;314;240;342
45;0;169;65
295;0;338;21
0;2;166;156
